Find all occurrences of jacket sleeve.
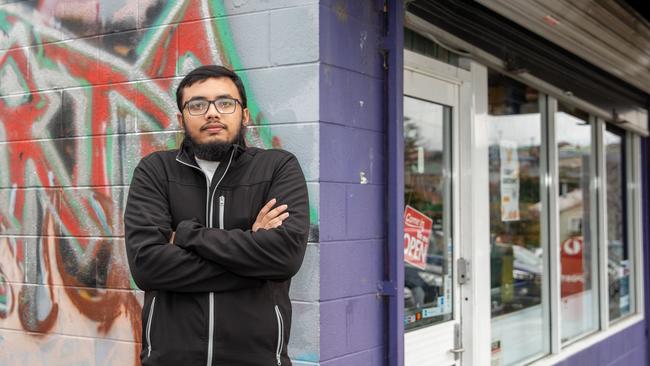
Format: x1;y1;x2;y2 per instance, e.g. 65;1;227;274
124;156;264;293
175;153;309;280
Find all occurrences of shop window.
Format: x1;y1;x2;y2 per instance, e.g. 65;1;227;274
403;96;453;330
605;128;631;322
556;103;598;342
485;70;643;364
488;71;549;365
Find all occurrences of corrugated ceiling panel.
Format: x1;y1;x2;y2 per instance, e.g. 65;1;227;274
476;0;650;95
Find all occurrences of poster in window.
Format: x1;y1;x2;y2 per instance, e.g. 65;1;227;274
500;140;520;221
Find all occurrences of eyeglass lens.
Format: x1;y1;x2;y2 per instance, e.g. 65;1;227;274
187;98;237;115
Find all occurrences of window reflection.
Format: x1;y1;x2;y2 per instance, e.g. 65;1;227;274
556;104;598;342
488;71;548;365
403;96;453;331
605;128;630;322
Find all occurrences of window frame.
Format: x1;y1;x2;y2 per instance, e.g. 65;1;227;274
488;81;645;365
532;110;645;366
546;98;602;350
546;100;596;346
485;75;646;365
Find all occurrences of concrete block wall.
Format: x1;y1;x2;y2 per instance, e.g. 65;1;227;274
318;1;387;365
0;0;321;365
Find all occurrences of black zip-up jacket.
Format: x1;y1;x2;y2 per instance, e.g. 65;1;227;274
124;141;309;366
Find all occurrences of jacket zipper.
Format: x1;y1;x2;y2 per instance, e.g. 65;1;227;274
274;305;284;366
146;296;156;358
175;149;235;366
219;196;225;230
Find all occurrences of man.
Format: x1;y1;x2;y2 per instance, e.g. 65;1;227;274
124;65;309;366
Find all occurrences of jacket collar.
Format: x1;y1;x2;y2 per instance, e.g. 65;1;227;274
175;137;247;168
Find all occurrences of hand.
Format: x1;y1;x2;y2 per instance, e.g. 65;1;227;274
252;198;289;232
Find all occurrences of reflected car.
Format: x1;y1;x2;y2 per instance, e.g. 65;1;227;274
491;243;543;314
404;253;445;309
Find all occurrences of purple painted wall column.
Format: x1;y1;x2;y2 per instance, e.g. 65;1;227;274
385;1;404;366
319;0;388;365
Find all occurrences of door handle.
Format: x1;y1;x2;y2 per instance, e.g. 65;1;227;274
449;347;464;354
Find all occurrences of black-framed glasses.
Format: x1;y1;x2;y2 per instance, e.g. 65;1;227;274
183;97;241;115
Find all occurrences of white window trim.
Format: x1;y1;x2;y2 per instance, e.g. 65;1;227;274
633;135;645;316
630;133;645;318
596;118;610;331
542;95;561;354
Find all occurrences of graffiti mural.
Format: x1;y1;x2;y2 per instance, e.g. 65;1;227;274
0;0;319;364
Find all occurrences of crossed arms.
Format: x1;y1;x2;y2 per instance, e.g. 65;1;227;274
123;153;309;293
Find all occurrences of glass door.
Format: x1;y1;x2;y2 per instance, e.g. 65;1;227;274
403;67;461;366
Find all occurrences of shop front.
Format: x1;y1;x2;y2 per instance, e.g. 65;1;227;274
389;1;650;365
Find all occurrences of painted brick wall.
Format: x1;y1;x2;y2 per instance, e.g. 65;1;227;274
0;0;320;365
318;1;387;365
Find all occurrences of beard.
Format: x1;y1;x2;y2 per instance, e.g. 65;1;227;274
182;118;247;162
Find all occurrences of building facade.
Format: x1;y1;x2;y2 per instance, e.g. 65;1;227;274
0;1;648;366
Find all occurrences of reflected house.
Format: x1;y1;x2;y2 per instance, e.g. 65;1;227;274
556;189;590;297
529;186;591;298
605;142;624;248
555;189;585;248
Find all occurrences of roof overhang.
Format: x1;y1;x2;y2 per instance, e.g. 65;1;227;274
476;0;650;96
406;0;649;135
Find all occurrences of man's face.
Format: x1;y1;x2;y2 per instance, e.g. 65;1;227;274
177;77;249;146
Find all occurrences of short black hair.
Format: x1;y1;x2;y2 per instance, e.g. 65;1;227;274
176;65;248;112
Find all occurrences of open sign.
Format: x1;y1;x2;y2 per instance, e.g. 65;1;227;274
403;205;433;269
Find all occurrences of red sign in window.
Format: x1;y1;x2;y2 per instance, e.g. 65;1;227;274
403;205;433;270
561;236;584;297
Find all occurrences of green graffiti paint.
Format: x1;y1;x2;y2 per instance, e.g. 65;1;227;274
309;204;318;226
89;194;111;235
165;133;177;149
177;51;202;76
106;131;114;181
133;83;172;132
0;274;7;318
31;28;42;45
0;10;11;34
129;275;138;290
33;41;56;70
9;214;20;230
156;27;175;75
208;0;273;148
136;1;189;57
